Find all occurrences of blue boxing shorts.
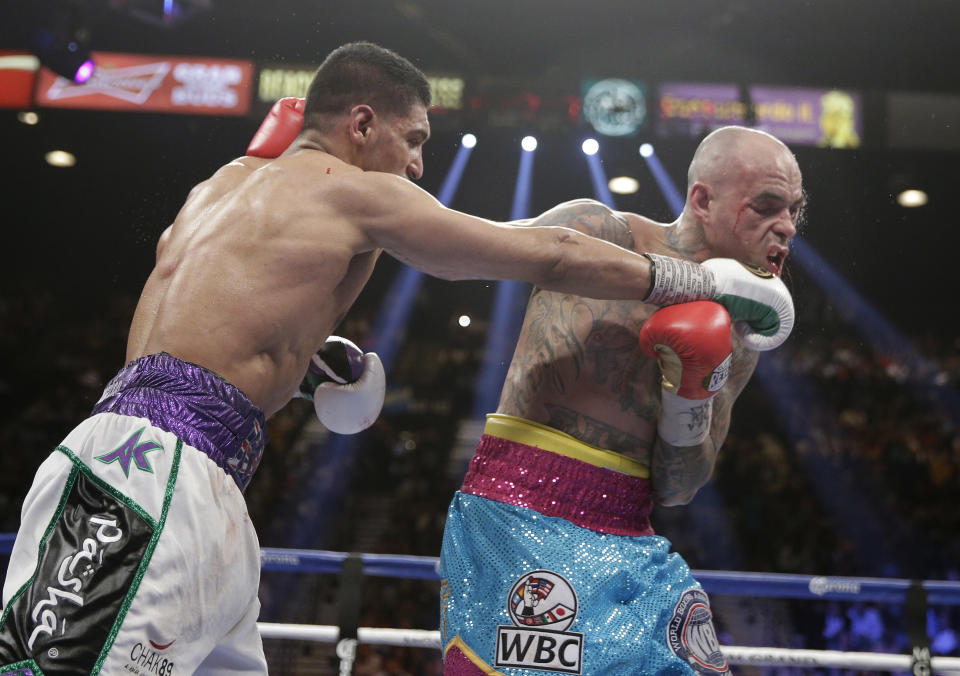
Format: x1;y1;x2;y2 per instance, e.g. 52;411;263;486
0;353;268;675
439;414;730;676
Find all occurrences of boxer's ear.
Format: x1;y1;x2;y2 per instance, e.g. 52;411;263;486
349;105;376;146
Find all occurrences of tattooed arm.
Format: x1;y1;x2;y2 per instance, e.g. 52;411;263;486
651;342;759;506
511;199;637;245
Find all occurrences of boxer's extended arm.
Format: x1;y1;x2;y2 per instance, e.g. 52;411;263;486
337;173;656;301
650;341;757;506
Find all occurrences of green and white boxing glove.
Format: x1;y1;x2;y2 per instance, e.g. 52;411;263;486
642;253;794;351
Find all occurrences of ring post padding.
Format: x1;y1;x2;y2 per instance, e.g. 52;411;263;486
336;553;364;675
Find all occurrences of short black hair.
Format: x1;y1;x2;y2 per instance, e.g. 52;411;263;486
304;41;431;129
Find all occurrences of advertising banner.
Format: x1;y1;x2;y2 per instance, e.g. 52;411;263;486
658;82;862;148
35;51;254;116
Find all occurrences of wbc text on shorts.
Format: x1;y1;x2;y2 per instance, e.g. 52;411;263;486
496;626;583;674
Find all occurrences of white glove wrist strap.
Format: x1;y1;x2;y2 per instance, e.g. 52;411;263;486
643;253;717;306
658;388;714;447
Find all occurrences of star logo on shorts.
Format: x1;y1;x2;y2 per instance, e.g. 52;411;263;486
96;428;162;478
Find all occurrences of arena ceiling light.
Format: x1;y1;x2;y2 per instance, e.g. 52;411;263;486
45;150;76;167
609;176;640;195
521;136;538;152
18;112;40;126
639;143;654;158
461;133;477;149
896;189;928;207
581;138;600;156
38;44;95;83
32;19;96;84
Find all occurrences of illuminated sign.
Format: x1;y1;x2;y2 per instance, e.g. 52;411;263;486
581;78;647;136
256;65;464;111
658;82;862;148
35;51;254;115
430;76;464;110
0;51;39;109
257;66;314;102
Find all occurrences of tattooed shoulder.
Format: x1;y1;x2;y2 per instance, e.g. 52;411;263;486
537;200;634;249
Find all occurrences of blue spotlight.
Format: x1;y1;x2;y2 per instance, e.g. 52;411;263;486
585;151;616;208
470;139;538;419
368;137;477;370
510;138;536;222
753;351;900;574
790;237;960;418
639;145;685;217
267;142;477;570
581;138;600;156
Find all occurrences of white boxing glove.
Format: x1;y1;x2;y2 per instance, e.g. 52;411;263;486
642;253;795;351
296;336;386;435
702;258;794;351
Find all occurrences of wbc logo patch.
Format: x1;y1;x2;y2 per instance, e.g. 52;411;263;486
667;588;730;675
495;570;584;674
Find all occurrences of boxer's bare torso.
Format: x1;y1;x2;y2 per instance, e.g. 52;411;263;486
127;151;382;417
125;140;664;417
497;202;759;471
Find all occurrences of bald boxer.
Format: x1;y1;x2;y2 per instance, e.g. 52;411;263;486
440;126;805;675
0;39;789;675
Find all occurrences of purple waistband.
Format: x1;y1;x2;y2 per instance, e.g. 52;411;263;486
460;434;654;536
92;353;266;493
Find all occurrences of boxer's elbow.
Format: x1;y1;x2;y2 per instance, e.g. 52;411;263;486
533;228;579;287
654;487;698;507
651;447;714;507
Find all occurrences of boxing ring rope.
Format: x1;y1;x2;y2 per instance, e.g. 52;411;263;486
4;536;960;671
255;547;960;604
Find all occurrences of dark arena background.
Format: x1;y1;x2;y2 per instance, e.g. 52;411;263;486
2;1;960;674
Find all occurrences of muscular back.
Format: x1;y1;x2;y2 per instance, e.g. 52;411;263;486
127;150;380;416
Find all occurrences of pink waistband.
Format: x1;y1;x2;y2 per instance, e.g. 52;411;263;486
460;433;654;536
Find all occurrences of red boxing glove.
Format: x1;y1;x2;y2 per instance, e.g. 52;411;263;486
639;301;732;399
246;97;305;158
639;301;732;446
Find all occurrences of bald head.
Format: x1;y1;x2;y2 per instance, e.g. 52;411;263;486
687;126;797;194
678;125;805;274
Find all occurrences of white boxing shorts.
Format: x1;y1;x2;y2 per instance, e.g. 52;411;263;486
0;353;268;675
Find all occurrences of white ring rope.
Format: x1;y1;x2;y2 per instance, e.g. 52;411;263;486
256;623;960;671
6;536;956;670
